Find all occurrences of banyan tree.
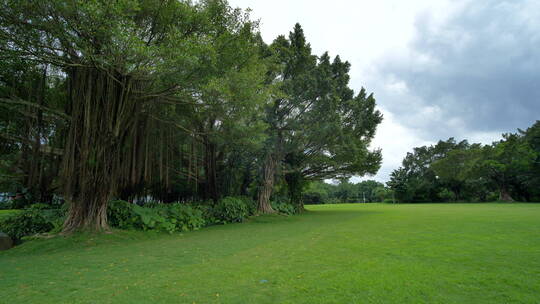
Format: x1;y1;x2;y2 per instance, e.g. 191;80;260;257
0;0;266;231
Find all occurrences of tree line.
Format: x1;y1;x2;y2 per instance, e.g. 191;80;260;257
0;0;382;231
388;121;540;203
302;180;391;204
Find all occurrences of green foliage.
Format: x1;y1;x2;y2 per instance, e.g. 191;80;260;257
303;180;389;204
390;122;540;203
27;203;51;210
157;204;206;232
0;208;63;243
107;200;205;233
271;201;297;215
213;197;249;224
389;138;474;203
438;188;455;202
107;200;135;229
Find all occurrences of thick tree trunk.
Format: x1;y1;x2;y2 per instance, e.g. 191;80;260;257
61;67;142;232
257;153;276;214
499;186;515;202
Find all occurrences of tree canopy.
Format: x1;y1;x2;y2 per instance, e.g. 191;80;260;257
0;1;383;231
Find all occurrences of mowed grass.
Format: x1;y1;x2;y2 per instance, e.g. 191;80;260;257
1;204;540;304
0;209;19;219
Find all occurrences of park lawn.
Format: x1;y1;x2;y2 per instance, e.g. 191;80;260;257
1;204;539;304
0;209;20;219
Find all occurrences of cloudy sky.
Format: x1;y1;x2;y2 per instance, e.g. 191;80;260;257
228;0;540;183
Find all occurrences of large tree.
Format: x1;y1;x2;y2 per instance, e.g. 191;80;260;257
257;24;382;212
0;0;264;231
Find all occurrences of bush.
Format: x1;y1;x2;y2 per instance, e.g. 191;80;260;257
27;203;51;210
107;200;135;229
0;208;63;243
271;201;296;215
213;197;249;224
235;196;257;216
438;189;455;202
155;203;205;232
383;198;395;204
107;200;205;233
192;204;217;226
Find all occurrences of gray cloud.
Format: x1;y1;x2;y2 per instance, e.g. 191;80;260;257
375;0;540;140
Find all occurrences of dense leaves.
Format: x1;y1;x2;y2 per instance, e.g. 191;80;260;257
389;121;540;203
0;207;63;243
303;180;392;204
0;0;382;231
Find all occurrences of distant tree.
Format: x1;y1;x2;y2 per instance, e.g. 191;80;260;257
473;134;536;202
392;121;540;203
388;138;468;203
520;121;540;201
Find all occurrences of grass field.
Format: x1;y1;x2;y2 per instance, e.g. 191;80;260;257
1;203;539;304
0;209;19;219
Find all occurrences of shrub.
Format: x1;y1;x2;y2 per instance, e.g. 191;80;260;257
27;203;51;210
107;200;136;229
192;204;217;226
213;197;248;224
160;204;205;231
107;200;205;233
438;189;455;202
234;196;257;216
0;208;63;243
271;201;296;215
131;205;174;232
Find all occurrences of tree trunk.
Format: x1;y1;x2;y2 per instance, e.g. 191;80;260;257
61;67;142;232
203;139;219;202
499;185;515;202
285;171;305;213
257;152;276;214
239;164;252;196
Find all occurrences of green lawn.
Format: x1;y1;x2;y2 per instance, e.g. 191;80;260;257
1;203;539;304
0;209;20;219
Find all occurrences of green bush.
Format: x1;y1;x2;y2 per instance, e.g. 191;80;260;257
155;203;205;232
131;205;174;232
271;201;296;215
438;189;455;202
107;200;136;229
27;203;51;210
0;208;63;243
192;204;217;226
383;198;395;204
235;196;257;216
213;197;249;224
107;200;205;233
